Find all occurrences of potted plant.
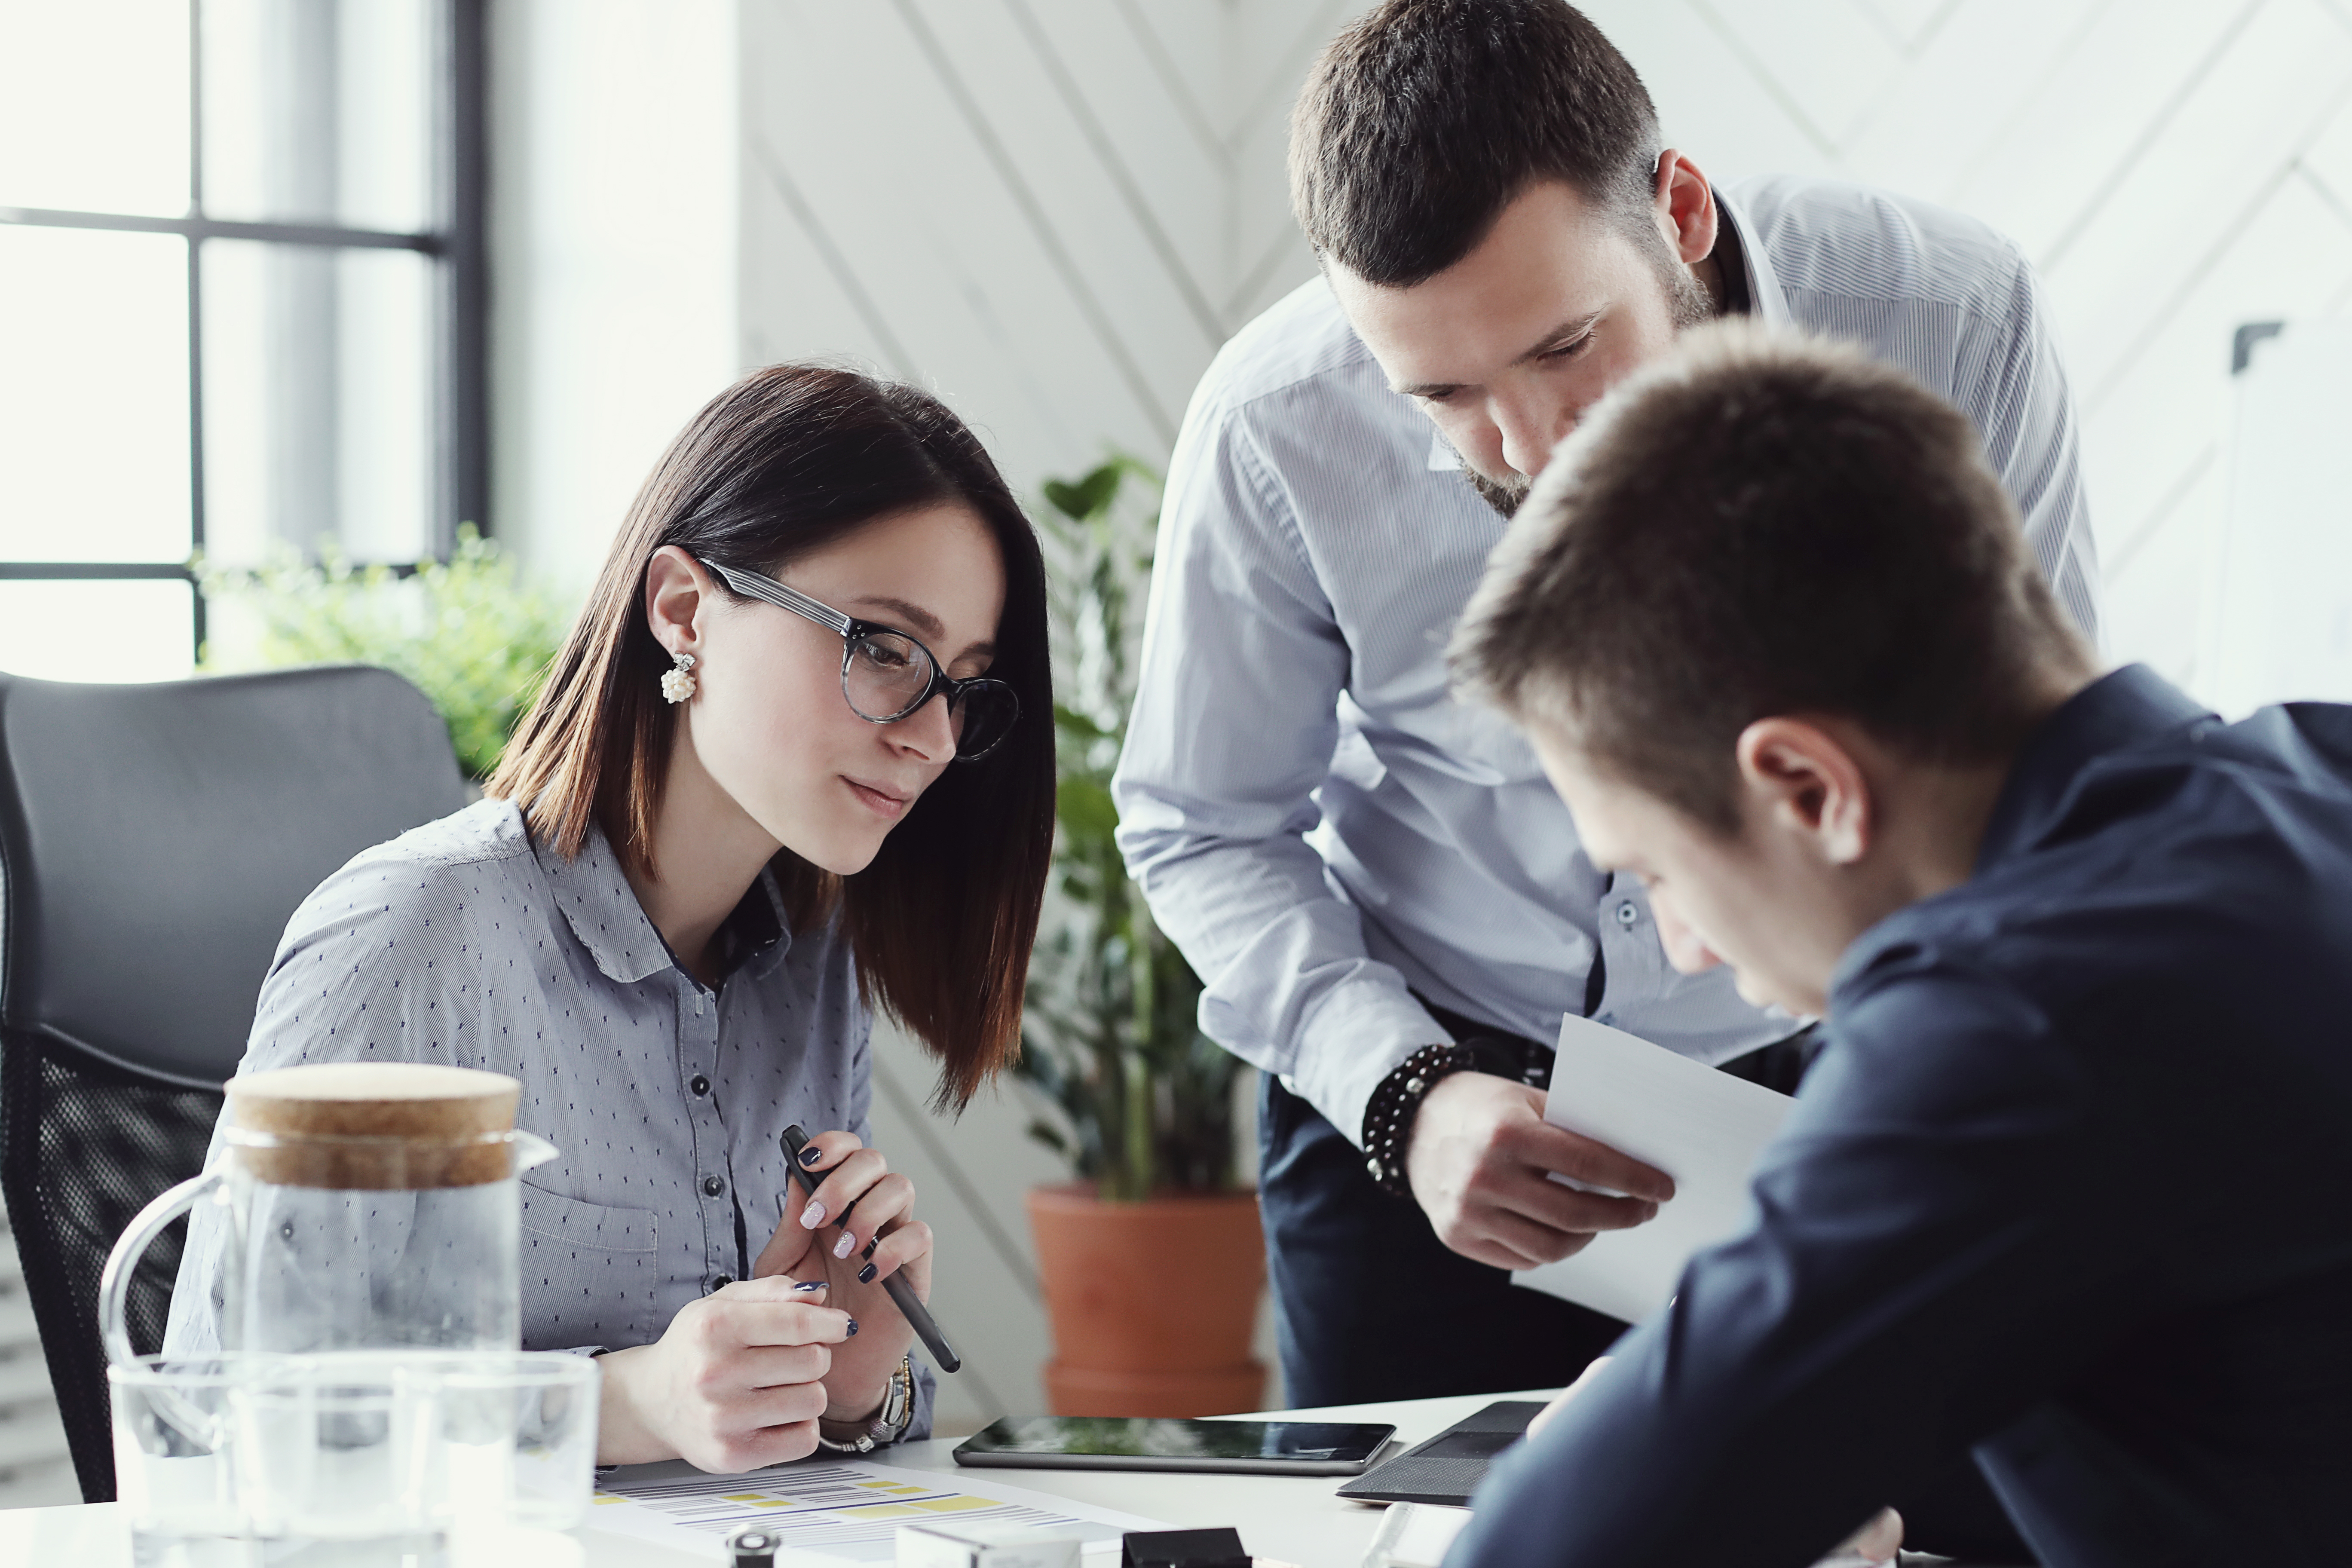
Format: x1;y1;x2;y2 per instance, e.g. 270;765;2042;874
1016;459;1265;1418
197;526;571;780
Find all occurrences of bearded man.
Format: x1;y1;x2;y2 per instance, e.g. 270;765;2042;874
1112;0;2098;1464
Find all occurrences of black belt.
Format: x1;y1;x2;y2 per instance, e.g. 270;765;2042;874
1418;995;1820;1095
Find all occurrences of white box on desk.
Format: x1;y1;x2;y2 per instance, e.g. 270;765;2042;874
895;1519;1084;1568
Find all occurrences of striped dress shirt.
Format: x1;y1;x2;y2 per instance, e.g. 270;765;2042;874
1112;175;2103;1148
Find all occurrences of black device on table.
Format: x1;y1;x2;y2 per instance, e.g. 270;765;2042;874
955;1415;1396;1476
1333;1400;1542;1505
779;1123;961;1373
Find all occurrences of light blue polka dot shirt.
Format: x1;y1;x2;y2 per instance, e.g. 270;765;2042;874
165;796;932;1436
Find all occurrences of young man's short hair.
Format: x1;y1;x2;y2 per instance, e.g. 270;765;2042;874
1289;0;1663;287
1451;321;2092;831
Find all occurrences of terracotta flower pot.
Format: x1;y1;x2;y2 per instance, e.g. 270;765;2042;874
1026;1183;1268;1417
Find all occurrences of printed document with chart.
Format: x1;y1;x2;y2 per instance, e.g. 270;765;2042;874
1513;1013;1795;1323
587;1455;1170;1562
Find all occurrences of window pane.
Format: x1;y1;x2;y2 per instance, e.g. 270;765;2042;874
201;0;433;234
0;0;190;217
0;227;191;563
0;580;195;682
203;239;433;565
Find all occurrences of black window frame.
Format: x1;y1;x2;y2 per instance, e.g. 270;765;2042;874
0;0;487;662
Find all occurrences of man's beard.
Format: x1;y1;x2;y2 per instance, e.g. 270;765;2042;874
1460;257;1717;521
1462;464;1531;518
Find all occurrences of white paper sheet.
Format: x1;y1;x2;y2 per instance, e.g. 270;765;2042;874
586;1456;1170;1564
1513;1014;1795;1323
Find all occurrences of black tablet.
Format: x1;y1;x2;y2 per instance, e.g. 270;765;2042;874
953;1415;1396;1476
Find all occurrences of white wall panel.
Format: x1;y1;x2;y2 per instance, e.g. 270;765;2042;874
490;0;739;602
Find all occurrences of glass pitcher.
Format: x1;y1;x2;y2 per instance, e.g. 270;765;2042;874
101;1063;558;1366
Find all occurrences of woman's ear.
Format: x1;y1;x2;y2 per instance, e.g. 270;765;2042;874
1734;717;1872;867
643;546;710;658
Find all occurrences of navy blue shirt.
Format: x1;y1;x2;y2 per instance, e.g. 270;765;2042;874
1451;668;2352;1568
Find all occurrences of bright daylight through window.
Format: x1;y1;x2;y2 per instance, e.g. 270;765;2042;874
0;0;484;682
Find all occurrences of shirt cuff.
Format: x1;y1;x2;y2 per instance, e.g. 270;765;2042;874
1290;984;1453;1150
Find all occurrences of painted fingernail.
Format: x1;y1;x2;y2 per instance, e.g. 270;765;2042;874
792;1280;827;1294
800;1200;825;1229
844;1317;859;1336
799;1145;824;1167
833;1231;856;1259
861;1236;879;1261
856;1262;876;1285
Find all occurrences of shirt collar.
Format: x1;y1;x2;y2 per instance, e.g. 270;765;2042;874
1974;665;2216;873
532;819;795;987
1713;188;1787;327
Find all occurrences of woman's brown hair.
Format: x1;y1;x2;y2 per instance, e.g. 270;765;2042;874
488;364;1055;1109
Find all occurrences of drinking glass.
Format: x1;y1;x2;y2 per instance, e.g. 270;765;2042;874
433;1353;600;1531
110;1355;253;1568
229;1352;452;1559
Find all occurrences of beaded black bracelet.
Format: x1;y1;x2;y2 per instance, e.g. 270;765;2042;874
1360;1042;1479;1198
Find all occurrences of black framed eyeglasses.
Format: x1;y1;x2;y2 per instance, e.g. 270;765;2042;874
698;558;1020;761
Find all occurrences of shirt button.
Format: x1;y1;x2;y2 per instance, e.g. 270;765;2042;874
709;1274;734;1292
702;1175;726;1198
1616;901;1640;928
689;1075;711;1097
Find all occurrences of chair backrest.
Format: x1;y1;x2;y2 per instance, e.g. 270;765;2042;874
0;666;470;1500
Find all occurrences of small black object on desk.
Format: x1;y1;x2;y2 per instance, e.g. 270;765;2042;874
1122;1526;1251;1568
724;1523;780;1565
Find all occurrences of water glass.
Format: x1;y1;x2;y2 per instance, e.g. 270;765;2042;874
433;1353;600;1531
229;1352;451;1551
110;1355;251;1568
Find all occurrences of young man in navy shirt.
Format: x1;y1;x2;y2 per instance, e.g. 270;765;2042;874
1445;322;2352;1567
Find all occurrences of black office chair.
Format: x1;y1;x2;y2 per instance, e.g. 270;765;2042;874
0;666;470;1501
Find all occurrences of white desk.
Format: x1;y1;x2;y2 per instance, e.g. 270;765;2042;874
0;1390;1531;1568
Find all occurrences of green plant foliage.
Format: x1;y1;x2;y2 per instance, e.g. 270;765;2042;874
196;526;571;781
1017;457;1243;1201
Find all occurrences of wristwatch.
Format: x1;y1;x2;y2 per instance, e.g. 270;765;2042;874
813;1353;915;1454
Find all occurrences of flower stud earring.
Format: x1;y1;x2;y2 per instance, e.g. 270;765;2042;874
660;650;697;704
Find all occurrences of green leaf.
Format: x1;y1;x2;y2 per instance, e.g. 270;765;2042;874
1052;703;1113;744
1055;776;1120;840
1042;462;1125;522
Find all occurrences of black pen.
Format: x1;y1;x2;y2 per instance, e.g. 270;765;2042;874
779;1122;962;1374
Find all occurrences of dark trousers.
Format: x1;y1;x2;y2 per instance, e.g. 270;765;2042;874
1256;1016;2035;1562
1259;1066;1628;1407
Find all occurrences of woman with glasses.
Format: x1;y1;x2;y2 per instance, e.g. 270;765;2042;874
168;364;1055;1470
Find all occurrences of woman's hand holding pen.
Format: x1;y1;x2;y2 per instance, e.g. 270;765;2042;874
590;1131;927;1471
754;1128;933;1431
592;1276;852;1470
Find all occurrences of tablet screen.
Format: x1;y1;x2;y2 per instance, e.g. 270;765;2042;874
958;1415;1393;1465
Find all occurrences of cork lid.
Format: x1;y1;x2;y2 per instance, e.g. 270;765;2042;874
225;1063;524;1189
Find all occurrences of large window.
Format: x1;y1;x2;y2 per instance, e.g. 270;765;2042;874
0;0;484;681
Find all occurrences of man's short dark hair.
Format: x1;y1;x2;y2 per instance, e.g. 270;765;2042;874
1290;0;1663;287
1451;322;2092;832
